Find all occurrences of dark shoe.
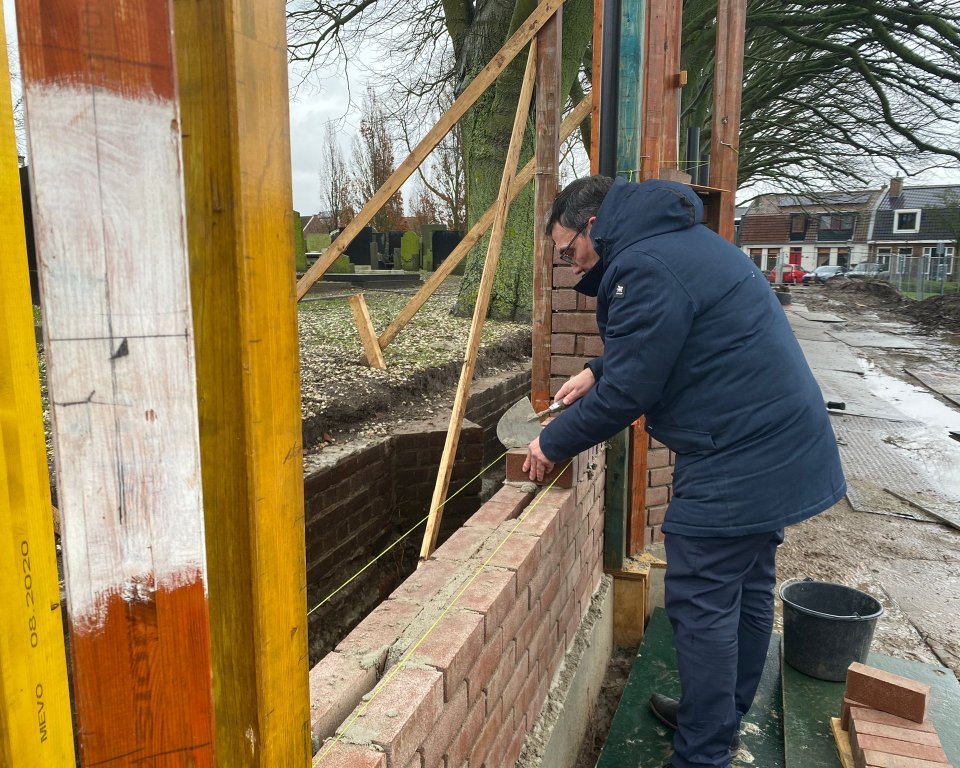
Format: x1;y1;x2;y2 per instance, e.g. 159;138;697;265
648;693;741;752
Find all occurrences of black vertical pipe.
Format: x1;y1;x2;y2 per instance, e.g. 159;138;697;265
598;0;621;178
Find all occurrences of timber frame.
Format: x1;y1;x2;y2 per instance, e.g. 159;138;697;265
1;0;745;764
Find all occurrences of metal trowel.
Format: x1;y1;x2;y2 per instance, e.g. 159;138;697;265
496;397;543;449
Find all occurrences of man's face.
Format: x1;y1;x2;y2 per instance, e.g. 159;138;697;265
551;217;599;275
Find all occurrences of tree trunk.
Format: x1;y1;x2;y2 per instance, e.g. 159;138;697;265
453;0;593;320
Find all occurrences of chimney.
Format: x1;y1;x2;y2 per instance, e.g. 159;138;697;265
889;177;904;198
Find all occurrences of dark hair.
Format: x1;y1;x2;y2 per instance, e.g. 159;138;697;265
545;175;615;235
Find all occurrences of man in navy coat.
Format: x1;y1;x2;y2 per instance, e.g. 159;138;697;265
524;176;846;768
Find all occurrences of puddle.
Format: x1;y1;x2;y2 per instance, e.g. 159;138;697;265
859;357;960;499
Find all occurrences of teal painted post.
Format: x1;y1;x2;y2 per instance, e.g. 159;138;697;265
603;0;646;571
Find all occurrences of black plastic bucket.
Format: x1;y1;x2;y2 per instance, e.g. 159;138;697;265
779;579;884;682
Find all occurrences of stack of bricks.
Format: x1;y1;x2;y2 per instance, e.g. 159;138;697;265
309;442;606;767
841;662;952;767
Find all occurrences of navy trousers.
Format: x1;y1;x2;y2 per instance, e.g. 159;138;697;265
664;529;784;768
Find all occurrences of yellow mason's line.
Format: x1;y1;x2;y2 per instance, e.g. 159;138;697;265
0;18;76;766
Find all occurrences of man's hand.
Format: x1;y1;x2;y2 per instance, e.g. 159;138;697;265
523;436;555;483
554;367;596;407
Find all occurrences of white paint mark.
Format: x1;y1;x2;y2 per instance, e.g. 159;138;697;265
25;85;207;631
246;725;257;756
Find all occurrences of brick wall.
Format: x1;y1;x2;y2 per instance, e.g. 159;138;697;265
302;369;530;665
309;442;606;767
552;262;676;550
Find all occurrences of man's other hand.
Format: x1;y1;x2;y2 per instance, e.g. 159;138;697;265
554;367;596;406
523;436;555;483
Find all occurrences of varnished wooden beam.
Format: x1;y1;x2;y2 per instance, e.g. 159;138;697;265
0;19;75;766
15;0;215;763
591;0;603;174
660;0;682;168
640;0;666;180
420;43;538;562
708;0;747;240
532;1;562;413
172;0;311;763
295;0;565;302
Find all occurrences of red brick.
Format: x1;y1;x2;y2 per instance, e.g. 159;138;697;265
488;530;541;593
515;503;561;554
846;663;931;723
389;558;461;606
851;719;942;747
553;267;581;288
504;716;530;766
506;449;574;488
457;567;517;641
484;639;517;711
552;288;578;310
847;705;936;733
469;697;504;765
647;447;671;468
403;753;421;768
464;500;518;529
649;465;674;486
335;600;422;657
577;294;597;311
646;485;669;507
481;484;535;518
445;693;487;767
842;697;868;730
430;526;491;563
310;651;380;742
418;683;468;767
503;598;530;646
552;313;599;334
646;504;668;527
852;734;947;764
467;629;504;705
551;354;591;377
532;561;563;615
527;674;550;727
501;649;529;711
858;749;950;768
408;610;484;701
315;741;386;768
514;599;542;655
550;332;576;355
344;667;443;767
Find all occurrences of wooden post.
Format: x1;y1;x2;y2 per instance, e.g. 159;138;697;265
172;0;311;762
0;20;76;766
295;0;564;302
628;418;648;553
661;0;682;169
708;0;747;240
377;98;590;356
532;2;562;413
591;0;604;173
349;294;387;369
15;0;215;764
420;43;538;562
639;0;668;181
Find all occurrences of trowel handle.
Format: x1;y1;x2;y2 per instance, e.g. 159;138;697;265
534;400;568;420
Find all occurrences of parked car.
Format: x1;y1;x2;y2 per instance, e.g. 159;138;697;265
846;262;884;279
767;264;808;284
802;265;848;284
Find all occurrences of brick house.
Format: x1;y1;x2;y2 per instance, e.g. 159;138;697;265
868;178;960;280
739;188;886;273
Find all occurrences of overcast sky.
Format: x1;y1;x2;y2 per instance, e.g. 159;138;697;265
5;0;958;215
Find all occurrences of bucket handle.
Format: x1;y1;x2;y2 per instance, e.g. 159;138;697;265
779;577;882;621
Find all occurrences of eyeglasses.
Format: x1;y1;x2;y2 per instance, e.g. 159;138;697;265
557;221;589;264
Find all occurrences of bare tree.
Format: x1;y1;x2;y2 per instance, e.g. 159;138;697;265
409;179;440;233
7;32;26;158
318;121;353;231
351;87;407;232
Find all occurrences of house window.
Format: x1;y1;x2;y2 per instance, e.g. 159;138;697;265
749;248;763;268
816;248;831;266
893;209;921;233
876;248;892;269
837;248;851;268
924;245;956;278
765;249;780;272
789;214;808;241
789;247;802;265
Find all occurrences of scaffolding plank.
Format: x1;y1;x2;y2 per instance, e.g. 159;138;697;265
0;23;75;763
15;1;215;763
172;0;311;762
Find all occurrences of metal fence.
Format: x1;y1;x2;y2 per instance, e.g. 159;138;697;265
882;254;959;301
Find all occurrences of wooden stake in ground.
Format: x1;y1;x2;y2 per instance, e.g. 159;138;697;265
349;294;387;369
0;17;75;765
294;0;564;302
16;1;215;763
173;0;312;763
419;41;540;562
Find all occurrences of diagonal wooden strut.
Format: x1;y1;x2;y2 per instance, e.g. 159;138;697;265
294;0;565;302
349;294;387;369
419;41;540;563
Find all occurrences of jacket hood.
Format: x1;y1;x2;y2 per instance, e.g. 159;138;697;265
589;178;703;264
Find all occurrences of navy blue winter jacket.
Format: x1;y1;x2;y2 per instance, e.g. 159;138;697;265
539;178;846;536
